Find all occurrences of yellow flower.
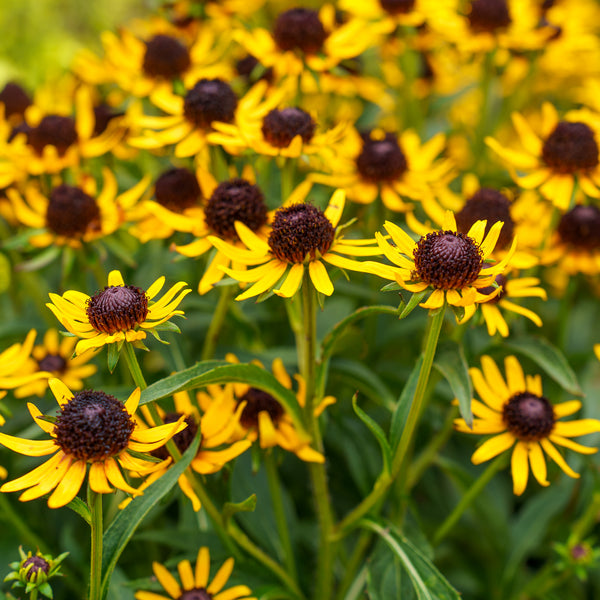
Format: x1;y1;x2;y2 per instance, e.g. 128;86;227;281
7;167;149;249
455;355;600;495
46;270;191;355
134;546;255;600
310;127;453;212
486;103;600;210
374;210;516;310
207;187;387;300
0;379;186;508
196;354;334;463
0;330;54;425
125;389;251;512
12;329;98;399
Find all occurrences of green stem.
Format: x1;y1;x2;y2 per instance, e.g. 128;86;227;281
280;157;296;201
335;305;446;536
298;274;335;600
88;487;103;600
122;342;148;390
201;284;235;361
568;490;600;545
432;454;508;546
264;450;298;583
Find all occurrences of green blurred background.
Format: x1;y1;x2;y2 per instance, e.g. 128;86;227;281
0;0;161;88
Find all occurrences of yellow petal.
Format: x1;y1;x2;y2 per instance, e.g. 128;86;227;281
178;560;195;591
471;431;515;464
511;441;529;495
89;462;113;493
47;459;87;508
504;356;526;394
153;562;182;598
275;263;304;298
540;439;580;478
528;442;549;487
0;433;57;456
207;558;234;594
195;547;210;588
49;378;74;406
308;260;334;296
108;270;125;287
552;419;600;437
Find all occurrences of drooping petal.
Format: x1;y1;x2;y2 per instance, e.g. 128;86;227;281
511;441;529;495
47;459;87;508
528;442;549;487
540;439;580;478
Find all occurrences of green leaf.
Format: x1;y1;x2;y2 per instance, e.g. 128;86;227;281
434;340;473;428
390;356;423;452
15;246;60;272
107;341;122;374
64;496;91;525
504;335;582;395
222;494;257;524
399;291;427;319
352;393;392;475
140;361;306;438
99;434;200;600
361;518;461;600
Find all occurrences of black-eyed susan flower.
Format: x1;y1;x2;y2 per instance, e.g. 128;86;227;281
127;76;239;158
0;82;32;126
0;330;54;425
46;270;191;355
7;167;149;249
310;127;453;212
0;379;186;508
0;83;126;184
125;389;251;511
171;166;272;294
374;210;516;311
73;21;234;100
13;329;98;399
197;355;334;463
486;103;600;210
207;188;387;300
541;204;600;277
454;355;600;495
134;546;255;600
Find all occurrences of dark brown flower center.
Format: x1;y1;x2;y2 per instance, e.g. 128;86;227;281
86;285;149;334
23;556;50;580
542;121;599;174
273;8;328;55
155;167;201;212
379;0;416;15
468;0;511;33
236;55;274;84
502;392;555;441
143;34;191;79
557;205;600;250
355;133;407;183
93;104;123;137
205;178;268;240
37;353;68;374
413;230;483;289
475;272;506;303
183;79;237;129
178;589;212;600
456;188;514;249
27;115;78;156
261;108;316;149
237;388;285;429
0;82;31;119
268;203;334;263
46;185;101;238
54;390;135;461
152;413;198;460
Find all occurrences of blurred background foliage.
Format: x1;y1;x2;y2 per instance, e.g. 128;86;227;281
0;0;161;88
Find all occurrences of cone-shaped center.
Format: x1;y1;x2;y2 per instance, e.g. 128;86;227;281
542;121;599;174
183;79;237;129
273;8;328;54
46;184;100;238
237;388;285;429
356;133;407;183
143;34;191;79
86;285;149;334
262;108;315;148
155;167;201;212
502;392;555;441
557;204;600;250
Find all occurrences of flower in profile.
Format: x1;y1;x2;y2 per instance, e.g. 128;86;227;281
7;167;149;249
47;270;191;355
0;379;186;508
125;390;251;511
208;187;387;300
197;355;334;462
4;546;69;600
13;329;98;398
134;546;255;600
454;355;600;495
375;210;515;311
311;127;453;212
485;103;600;210
0;330;54;425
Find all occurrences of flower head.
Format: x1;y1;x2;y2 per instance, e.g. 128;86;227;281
208;187;386;300
47;270;190;355
0;379;186;508
454;355;600;495
134;546;255;600
375;210;515;311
